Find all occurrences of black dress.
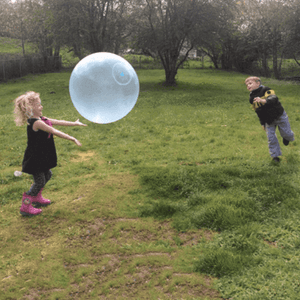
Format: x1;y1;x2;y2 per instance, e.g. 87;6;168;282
22;117;57;175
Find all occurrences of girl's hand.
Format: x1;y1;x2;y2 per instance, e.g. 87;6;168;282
75;119;87;126
73;138;82;146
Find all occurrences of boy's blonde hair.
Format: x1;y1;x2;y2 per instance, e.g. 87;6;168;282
14;91;40;126
245;76;261;85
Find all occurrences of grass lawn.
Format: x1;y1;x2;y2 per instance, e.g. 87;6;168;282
0;37;80;68
0;37;36;57
1;68;300;299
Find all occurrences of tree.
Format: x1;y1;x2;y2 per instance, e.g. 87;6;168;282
49;0;88;59
0;0;12;38
193;1;222;69
22;0;55;57
261;0;294;79
1;0;29;56
195;0;248;71
46;0;133;59
133;0;206;86
109;0;136;54
234;0;297;78
283;0;300;68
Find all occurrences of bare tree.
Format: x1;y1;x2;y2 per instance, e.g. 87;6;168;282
109;0;135;54
0;0;12;37
133;0;206;86
47;0;133;58
234;0;297;78
283;0;300;69
4;0;300;79
1;0;29;56
195;0;237;70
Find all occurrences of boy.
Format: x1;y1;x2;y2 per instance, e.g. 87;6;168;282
245;76;294;162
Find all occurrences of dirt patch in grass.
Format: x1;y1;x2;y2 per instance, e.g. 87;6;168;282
1;171;221;299
263;239;279;248
70;150;100;163
58;212;219;298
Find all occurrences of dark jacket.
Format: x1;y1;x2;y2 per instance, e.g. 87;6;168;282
249;85;284;125
22;117;57;175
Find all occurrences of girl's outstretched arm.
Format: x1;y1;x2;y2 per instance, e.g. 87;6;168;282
45;118;87;127
33;119;82;146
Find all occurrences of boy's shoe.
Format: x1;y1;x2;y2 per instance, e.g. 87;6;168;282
20;193;42;217
32;188;51;207
273;157;280;163
283;138;289;146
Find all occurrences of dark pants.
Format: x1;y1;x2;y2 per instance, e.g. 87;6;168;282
26;170;52;196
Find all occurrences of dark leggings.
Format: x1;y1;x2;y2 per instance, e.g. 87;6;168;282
26;170;52;196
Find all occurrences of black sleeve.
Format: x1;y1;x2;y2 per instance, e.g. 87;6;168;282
265;95;279;106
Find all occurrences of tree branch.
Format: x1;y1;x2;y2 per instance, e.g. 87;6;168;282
293;54;300;67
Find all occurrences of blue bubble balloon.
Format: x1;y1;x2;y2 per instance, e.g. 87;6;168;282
69;52;139;124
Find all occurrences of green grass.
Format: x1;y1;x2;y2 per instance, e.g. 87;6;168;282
0;37;36;57
1;68;300;299
0;37;80;68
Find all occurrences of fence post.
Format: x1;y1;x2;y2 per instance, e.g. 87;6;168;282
20;59;22;78
2;61;5;81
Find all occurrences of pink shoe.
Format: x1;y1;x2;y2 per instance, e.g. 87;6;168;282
20;193;42;217
32;188;51;207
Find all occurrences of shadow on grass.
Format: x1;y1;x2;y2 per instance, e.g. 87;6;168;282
138;80;229;108
136;161;300;278
136;161;300;232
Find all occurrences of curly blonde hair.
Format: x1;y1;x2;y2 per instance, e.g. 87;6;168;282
14;91;40;126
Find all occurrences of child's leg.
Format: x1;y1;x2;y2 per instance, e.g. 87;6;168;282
265;123;282;158
44;170;52;186
277;111;294;142
27;170;52;197
26;172;47;196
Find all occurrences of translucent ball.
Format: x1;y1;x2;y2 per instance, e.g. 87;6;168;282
69;52;139;124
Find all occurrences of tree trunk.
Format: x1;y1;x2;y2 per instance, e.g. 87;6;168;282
261;52;270;77
21;21;25;57
73;43;84;60
164;68;177;86
273;54;280;79
54;46;60;57
293;54;300;67
272;31;281;79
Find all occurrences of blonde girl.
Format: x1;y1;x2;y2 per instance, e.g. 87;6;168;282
14;91;87;217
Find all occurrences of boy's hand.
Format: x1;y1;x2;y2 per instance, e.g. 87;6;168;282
254;97;266;104
75;119;87;126
262;125;265;131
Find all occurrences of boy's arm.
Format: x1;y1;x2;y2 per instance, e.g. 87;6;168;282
262;89;279;105
45;118;87;126
265;94;279;106
253;97;266;105
253;91;279;106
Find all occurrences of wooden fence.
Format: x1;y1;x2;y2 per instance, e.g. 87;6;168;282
0;55;62;82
